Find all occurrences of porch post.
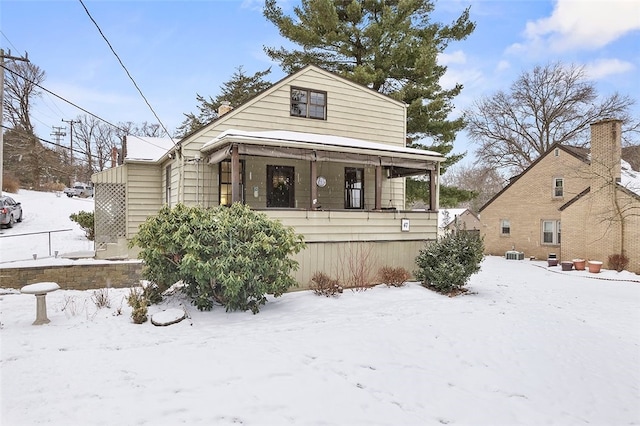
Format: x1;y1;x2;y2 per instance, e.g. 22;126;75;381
310;160;318;209
429;168;438;211
231;144;241;204
375;165;382;210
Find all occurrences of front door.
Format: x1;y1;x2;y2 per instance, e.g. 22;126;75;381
267;165;295;208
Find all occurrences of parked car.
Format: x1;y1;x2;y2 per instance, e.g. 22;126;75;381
63;184;94;198
0;195;23;228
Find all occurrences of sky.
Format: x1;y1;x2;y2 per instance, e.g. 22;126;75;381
2;193;640;425
1;0;639;164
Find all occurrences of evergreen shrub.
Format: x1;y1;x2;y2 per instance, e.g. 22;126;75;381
69;211;95;240
415;230;484;295
130;203;305;313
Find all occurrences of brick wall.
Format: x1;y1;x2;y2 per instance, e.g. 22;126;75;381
0;262;143;290
480;147;589;261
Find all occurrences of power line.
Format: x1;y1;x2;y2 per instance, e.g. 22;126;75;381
0;63;174;152
78;0;177;147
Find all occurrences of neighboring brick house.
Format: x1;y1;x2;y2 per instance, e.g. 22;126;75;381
479;119;640;273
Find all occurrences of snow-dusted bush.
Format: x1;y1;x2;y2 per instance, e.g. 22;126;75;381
127;288;148;324
130;203;305;313
414;230;484;295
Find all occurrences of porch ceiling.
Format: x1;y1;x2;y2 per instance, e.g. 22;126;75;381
201;129;443;173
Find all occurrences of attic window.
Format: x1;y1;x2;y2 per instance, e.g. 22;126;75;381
554;148;559;157
554;177;564;197
291;87;326;120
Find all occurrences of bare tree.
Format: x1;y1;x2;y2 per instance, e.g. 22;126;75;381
441;163;506;212
465;62;638;174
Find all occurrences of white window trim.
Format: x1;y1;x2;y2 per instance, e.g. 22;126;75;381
542;220;561;245
553;177;564;198
500;219;510;236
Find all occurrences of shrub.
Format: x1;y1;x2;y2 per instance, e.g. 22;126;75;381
91;288;111;309
415;230;484;295
42;181;65;192
378;266;411;287
2;173;20;193
130;203;305;313
608;253;629;272
69;211;95;240
310;271;343;297
336;242;376;290
127;288;148;324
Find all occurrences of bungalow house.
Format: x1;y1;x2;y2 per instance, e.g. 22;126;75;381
92;65;444;285
479;119;640;273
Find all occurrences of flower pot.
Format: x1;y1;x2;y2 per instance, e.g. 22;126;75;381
572;259;586;271
588;261;603;274
561;261;573;271
547;258;558;267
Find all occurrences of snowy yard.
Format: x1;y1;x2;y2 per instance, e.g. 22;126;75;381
1;255;639;425
1;190;639;424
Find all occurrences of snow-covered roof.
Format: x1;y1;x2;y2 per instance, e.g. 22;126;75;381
620;159;640;196
125;136;175;163
202;129;443;160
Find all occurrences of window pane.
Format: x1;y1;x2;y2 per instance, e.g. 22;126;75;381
501;219;510;234
345;168;364;209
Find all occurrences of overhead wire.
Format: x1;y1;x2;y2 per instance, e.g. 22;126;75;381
77;0;177;147
0;63;174;153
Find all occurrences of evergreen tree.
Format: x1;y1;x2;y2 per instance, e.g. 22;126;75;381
263;0;475;162
177;66;273;136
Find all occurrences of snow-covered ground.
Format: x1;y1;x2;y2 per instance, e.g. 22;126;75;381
0;190;95;265
1;191;639;425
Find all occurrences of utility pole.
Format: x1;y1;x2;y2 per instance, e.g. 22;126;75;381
51;126;66;145
62;118;80;186
0;49;30;194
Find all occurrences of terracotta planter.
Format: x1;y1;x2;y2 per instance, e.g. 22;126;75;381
561;261;573;271
547;258;558;267
572;259;586;271
588;261;603;274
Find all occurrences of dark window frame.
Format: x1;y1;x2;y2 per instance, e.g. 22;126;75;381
344;167;365;209
290;87;327;120
266;165;295;208
219;159;245;206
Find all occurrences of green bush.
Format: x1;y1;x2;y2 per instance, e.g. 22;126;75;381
414;230;484;295
127;287;148;324
69;211;95;240
130;203;305;313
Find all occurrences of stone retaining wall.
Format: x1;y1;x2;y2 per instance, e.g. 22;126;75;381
0;262;144;291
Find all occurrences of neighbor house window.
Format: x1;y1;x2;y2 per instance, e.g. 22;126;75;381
219;160;245;206
542;220;561;244
500;219;510;235
165;165;171;206
345;167;364;209
554;177;564;197
290;87;326;120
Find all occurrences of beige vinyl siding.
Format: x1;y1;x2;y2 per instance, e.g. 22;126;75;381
92;164;127;184
261;210;437;243
126;163;163;238
184;67;406;153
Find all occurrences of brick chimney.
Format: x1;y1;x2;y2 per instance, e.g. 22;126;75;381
590;119;622;185
218;101;233;117
111;147;118;168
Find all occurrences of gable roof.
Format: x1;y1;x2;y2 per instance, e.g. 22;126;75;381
181;64;406;142
478;143;589;212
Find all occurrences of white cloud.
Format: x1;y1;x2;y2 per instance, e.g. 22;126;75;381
496;60;510;72
514;0;640;53
584;58;635;79
438;50;467;66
